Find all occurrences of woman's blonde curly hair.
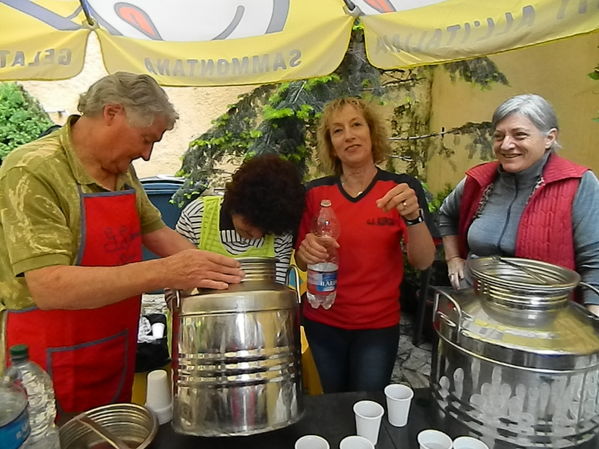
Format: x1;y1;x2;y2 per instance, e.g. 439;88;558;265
316;97;390;175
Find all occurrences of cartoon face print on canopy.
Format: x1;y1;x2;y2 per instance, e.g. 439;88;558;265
354;0;448;14
85;0;290;41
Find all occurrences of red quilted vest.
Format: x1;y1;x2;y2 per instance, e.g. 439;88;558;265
457;153;588;269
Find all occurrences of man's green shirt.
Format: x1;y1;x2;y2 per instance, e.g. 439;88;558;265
0;116;165;313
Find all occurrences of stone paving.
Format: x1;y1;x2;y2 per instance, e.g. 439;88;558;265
391;312;433;389
141;293;168;315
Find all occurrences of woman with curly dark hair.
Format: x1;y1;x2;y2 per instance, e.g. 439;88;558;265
176;154;305;283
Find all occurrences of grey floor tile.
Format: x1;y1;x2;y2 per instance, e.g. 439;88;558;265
142;293;168;315
393;312;433;390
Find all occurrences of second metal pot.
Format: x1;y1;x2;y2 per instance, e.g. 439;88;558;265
431;257;599;448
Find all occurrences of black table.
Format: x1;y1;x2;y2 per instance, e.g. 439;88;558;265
150;388;434;449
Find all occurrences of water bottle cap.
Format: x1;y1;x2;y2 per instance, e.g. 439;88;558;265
320;199;332;207
9;344;30;361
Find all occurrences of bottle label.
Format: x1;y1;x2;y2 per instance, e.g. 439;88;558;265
0;407;30;449
308;268;338;293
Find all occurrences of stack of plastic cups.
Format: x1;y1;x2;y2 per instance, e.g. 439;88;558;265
144;370;173;425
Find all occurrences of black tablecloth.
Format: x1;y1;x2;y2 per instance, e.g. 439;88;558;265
150;388;433;449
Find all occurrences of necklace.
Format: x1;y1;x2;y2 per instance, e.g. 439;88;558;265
341;169;376;197
341;182;363;196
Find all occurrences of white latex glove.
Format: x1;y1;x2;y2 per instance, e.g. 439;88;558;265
447;256;466;290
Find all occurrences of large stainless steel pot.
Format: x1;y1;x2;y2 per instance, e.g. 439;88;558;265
170;257;303;436
431;257;599;449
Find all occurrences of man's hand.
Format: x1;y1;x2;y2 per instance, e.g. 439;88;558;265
162;249;244;290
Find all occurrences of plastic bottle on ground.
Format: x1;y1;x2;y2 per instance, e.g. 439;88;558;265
6;345;60;449
307;199;340;310
0;375;31;449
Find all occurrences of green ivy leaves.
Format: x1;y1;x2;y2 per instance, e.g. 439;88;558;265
0;83;53;162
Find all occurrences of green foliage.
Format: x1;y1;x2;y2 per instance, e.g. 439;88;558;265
439;121;494;162
426;183;455;214
0;83;53;162
445;58;509;90
386;66;435;178
174;84;278;204
385;59;503;179
174;27;509;205
174;28;386;205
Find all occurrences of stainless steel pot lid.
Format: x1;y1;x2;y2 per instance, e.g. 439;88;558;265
468;256;580;298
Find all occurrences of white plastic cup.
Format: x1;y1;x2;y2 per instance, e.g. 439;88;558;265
353;400;384;445
417;429;452;449
295;435;330;449
151;322;165;339
453;436;490;449
339;435;375;449
144;369;173;425
384;383;414;427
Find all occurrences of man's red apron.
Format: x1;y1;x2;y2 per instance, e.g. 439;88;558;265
6;188;142;414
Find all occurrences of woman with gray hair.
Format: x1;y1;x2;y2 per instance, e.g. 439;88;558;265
438;94;599;315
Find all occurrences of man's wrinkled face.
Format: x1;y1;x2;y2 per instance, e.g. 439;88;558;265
103;108;169;174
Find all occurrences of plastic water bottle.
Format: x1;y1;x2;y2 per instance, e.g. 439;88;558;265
6;345;60;449
307;199;340;310
0;375;31;449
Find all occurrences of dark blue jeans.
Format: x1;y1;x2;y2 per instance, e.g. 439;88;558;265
303;318;400;393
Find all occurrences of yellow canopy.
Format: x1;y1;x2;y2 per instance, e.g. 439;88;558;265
0;0;90;81
358;0;599;69
0;0;596;86
0;0;354;86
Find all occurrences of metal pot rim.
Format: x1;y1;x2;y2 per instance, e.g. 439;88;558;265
468;256;580;295
59;403;158;449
